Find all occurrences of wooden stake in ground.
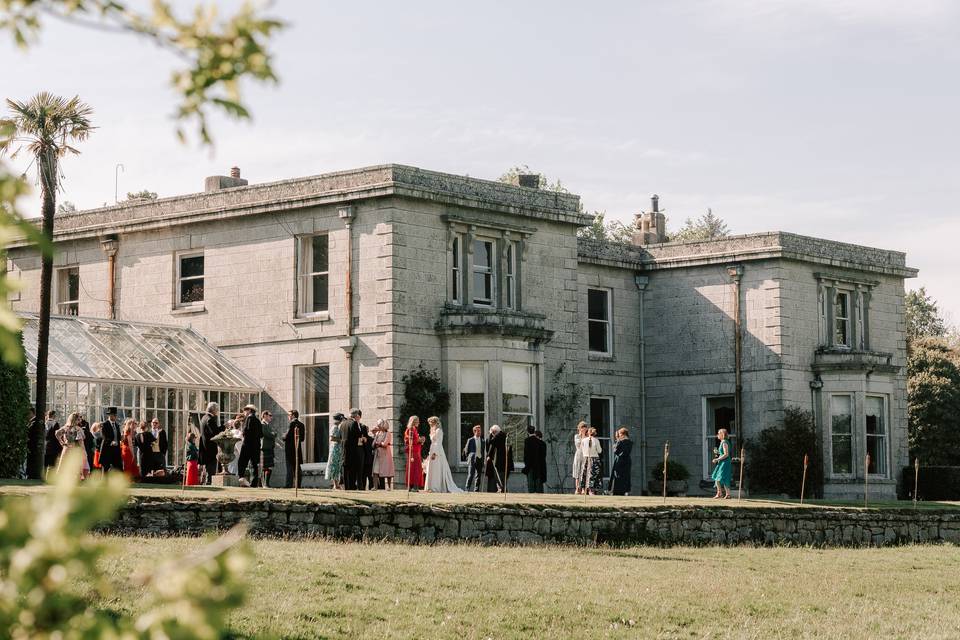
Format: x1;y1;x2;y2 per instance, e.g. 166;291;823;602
799;453;809;505
294;426;300;499
864;454;871;507
913;457;920;509
737;446;745;503
662;441;670;504
503;444;510;501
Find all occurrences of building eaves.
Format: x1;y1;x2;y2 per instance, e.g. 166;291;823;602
10;164;588;246
577;231;919;278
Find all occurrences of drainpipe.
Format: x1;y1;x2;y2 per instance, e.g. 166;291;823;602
339;205;355;408
726;265;744;446
634;274;649;486
100;235;119;319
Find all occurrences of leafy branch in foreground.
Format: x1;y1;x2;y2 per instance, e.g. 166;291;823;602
0;451;250;639
0;0;284;145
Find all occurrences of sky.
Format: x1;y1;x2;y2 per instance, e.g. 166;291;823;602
4;0;959;322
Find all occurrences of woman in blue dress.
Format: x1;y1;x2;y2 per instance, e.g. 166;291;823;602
710;427;733;499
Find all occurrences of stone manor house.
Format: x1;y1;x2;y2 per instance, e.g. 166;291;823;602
4;164;917;497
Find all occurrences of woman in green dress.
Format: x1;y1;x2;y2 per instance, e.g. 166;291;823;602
710;428;733;499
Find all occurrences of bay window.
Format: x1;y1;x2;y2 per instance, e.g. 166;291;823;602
473;239;494;306
830;394;853;475
458;363;486;462
502;363;534;456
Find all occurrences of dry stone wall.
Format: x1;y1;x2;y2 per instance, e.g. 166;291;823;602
100;497;960;547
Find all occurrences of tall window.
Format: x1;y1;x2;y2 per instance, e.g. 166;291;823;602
865;395;887;477
587;288;612;354
4;258;20;302
458;363;486;462
451;235;462;304
834;291;851;347
830;394;853;475
472;239;494;306
505;242;516;310
702;396;737;480
590;397;613;479
298;365;330;463
56;266;79;315
502;363;534;457
177;253;204;306
298;235;329;316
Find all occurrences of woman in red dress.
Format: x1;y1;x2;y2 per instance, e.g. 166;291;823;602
404;416;424;490
184;432;201;486
120;419;140;481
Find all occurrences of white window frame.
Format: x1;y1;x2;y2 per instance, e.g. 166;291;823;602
472;238;495;307
587;287;613;356
451;234;463;304
701;395;738;481
456;361;488;466
501;362;536;468
864;394;889;479
834;290;851;348
505;241;516;310
295;364;331;466
175;251;204;308
55;265;80;315
297;234;330;317
828;394;855;478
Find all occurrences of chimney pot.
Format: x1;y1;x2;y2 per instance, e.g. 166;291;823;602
230;166;241;179
517;174;540;189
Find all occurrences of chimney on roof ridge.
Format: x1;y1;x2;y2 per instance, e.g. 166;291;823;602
205;167;248;192
632;194;667;246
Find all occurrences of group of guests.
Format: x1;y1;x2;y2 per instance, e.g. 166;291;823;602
324;409;395;490
572;421;634;496
459;422;548;493
197;402;293;488
40;407;172;482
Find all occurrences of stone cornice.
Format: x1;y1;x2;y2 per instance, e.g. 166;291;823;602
577;231;919;278
8;164;587;246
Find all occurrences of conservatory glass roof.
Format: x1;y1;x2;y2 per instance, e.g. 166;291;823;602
19;313;261;392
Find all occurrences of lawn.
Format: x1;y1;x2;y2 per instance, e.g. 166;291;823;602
5;480;958;511
96;537;960;639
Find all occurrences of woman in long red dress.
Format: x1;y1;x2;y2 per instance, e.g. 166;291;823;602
184;432;200;486
120;419;140;481
404;416;424;490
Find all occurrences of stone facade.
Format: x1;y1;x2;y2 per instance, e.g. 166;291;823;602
101;497;960;547
5;164;917;497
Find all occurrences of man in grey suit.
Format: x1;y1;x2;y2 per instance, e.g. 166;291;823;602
462;424;485;492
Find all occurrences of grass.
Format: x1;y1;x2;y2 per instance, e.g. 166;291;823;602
96;536;960;639
3;479;958;511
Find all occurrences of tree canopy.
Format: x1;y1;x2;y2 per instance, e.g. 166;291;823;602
906;287;948;343
908;337;960;465
669;208;730;242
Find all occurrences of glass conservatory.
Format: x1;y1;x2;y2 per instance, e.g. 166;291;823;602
20;313;261;468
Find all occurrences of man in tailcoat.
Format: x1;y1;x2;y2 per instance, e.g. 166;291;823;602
237;404;263;486
151;417;168;470
98;407;122;474
485;424;508;493
522;425;547;493
284;409;305;488
342;410;364;490
43;410;61;473
353;408;374;490
462;424;485;492
199;402;222;483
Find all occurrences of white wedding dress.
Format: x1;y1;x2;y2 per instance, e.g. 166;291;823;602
424;428;463;493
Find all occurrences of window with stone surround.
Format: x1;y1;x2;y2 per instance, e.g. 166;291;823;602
587;288;612;355
817;274;874;350
56;266;79;315
443;215;530;312
297;234;329;316
829;394;854;476
590;396;613;479
451;234;463;304
505;241;516;310
865;395;888;477
702;395;737;480
176;252;204;307
502;363;535;461
457;362;486;462
472;239;495;306
297;365;330;464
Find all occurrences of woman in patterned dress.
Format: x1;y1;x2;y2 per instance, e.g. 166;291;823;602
572;421;587;494
325;413;344;489
372;418;395;490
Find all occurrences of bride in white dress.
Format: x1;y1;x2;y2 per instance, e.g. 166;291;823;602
424;416;463;493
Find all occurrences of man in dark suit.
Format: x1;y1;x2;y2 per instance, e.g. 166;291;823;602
523;425;547;493
150;417;168;470
199;402;222;483
80;416;94;471
342;409;364;490
284;409;305;488
237;404;263;486
98;407;122;474
462;424;485;492
485;424;508;493
43;410;61;473
353;408;374;490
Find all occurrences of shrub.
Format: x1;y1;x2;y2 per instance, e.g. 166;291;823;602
747;406;823;498
901;465;960;501
0;333;30;478
652;459;690;482
399;363;450;455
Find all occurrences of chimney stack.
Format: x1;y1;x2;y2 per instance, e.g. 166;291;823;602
632;194;667;246
205;167;249;192
516;174;540;189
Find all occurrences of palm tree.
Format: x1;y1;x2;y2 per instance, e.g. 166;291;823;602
0;92;93;479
